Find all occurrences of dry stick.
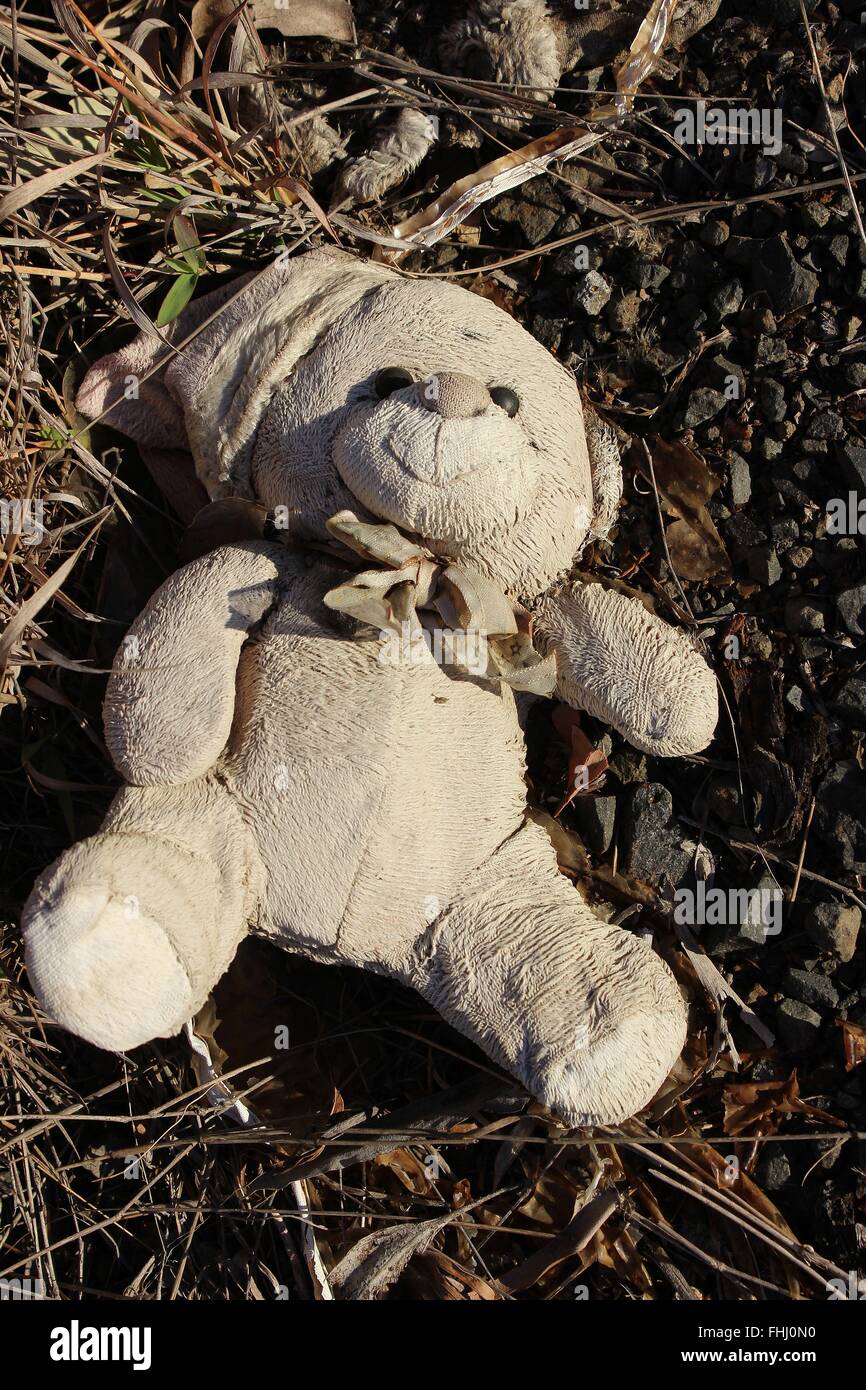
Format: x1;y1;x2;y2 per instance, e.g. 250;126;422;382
647;1167;836;1293
0;1052;275;1156
630;1213;789;1295
0;1143;196;1280
790;795;816;904
632;1141;850;1281
677;813;866;912
414;169;866;279
799;0;866;260
64;1123;866;1158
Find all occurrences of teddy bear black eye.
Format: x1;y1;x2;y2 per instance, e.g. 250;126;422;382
375;367;414;398
490;386;519;417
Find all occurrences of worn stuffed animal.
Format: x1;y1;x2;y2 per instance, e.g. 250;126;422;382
23;250;717;1125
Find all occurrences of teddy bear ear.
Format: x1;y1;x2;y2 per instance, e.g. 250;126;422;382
76;250;397;503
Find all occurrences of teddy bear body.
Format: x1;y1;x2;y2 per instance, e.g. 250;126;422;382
220;548;528;968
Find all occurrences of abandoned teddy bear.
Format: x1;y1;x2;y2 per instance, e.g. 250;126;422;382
22;250;718;1126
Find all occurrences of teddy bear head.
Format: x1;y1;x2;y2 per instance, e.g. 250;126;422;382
251;269;601;596
77;251;610;599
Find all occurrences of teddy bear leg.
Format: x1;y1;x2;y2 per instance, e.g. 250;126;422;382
22;778;265;1052
408;819;686;1127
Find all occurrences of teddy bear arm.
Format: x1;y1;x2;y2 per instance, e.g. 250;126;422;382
535;580;718;757
409;818;686;1126
104;541;289;786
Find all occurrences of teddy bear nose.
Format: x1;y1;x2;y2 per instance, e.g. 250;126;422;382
416;373;491;419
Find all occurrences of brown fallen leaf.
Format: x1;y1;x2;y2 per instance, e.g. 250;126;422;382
372;1147;433;1197
251;0;354;41
328;1193;490;1300
839;1019;866;1072
502;1189;619;1293
723;1071;845;1138
403;1248;501;1300
551;705;609;815
639;436;731;581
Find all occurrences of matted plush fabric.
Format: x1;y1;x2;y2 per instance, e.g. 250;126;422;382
23;250;717;1126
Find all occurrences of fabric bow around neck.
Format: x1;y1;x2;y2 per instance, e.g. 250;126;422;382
322;511;557;694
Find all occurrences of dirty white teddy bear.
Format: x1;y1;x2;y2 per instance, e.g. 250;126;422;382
23;249;717;1126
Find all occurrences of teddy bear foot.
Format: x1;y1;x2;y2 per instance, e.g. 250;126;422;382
22;782;264;1052
410;819;686;1127
24;864;196;1051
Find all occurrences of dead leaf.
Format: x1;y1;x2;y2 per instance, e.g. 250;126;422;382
372;1147;433;1197
502;1189;619;1292
551;705;609;815
839;1019;866;1072
329;1199;483;1300
723;1071;845;1138
639;437;731;581
404;1248;501;1300
251;0;355;41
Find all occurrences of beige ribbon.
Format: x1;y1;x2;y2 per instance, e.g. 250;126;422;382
322;510;557;693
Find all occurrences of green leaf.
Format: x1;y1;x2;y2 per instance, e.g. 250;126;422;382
156;272;198;327
172;211;206;273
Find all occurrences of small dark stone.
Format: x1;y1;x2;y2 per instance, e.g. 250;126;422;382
804;902;862;962
757;1150;792;1191
746;545;782;585
569;270;612;316
776;999;822;1050
511;188;562;245
758;436;784;462
827;234;850;268
754;334;789;367
801;201;831;232
736;155;776;191
752;234;820;315
832;676;866;729
706;355;745;397
708;279;744;320
569;795;617;856
815;761;866;873
700;220;729;248
682;388;726;428
781;967;839;1011
730;454;751;507
760;378;786;423
623;257;669;293
810;409;845;440
784;597;826;633
620;783;691;887
837;584;866;637
725;512;767;548
531;312;567;352
838;442;866;493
